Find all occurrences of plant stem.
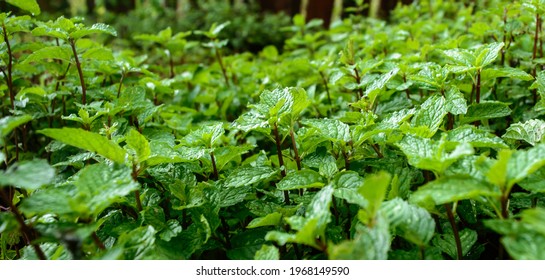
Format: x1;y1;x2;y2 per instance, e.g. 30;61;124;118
214;47;230;87
319;71;332;105
273;123;289;204
220;216;232;249
475;69;481;104
444;203;463;260
2;23;15;111
2;23;20;162
0;189;46;260
69;38;87;105
533;13;540;61
117;73;125;98
289;129;301;171
341;146;350;170
210;151;219;180
353;68;364;99
91;232;106;250
169;54;175;78
371;143;383;158
500;193;509;219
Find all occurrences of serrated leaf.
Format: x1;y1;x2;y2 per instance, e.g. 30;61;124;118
116;226;156;260
126;129;151;163
328;217;390;260
503;119;545;146
433;228;477;259
254;245;279;260
246;212;282;228
39;128;127;164
397;134;474;174
448;125;508;149
474;42;504;67
73;163;139;216
364;67;399;96
358;172;390;225
411;95;447;137
0;115;32;142
21;45;72;64
276;169;324;190
444;87;468;115
380;198;435;246
159;220;182;242
82;47;114;61
302;118;350;143
224;165;278;188
0;159;54;191
6;0;41;15
410;176;499;206
70;23;117;39
507;144;545;188
184;122;224;148
482;67;534;81
461;102;511;124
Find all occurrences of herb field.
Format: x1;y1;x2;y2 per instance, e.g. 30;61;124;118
2;0;545;260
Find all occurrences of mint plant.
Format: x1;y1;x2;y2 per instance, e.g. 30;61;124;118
3;0;545;260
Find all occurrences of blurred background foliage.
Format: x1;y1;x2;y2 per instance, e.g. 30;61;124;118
0;0;416;53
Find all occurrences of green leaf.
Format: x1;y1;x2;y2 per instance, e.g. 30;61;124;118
410;176;499;206
266;185;334;249
116;226;156;260
20;186;74;217
328;218;390;260
448;125;508;149
302;149;338;178
70;23;117;39
0;160;54;191
0;115;32;140
411;95;447;137
302;118;351;143
380;198;435;246
81;47;114;61
474;42;504;68
432;228;477;259
358;171;391;225
159;220;182;242
224;165;278;188
461;102;511;124
213;185;252;208
444;87;468;115
507;144;545;188
6;0;41;15
21;45;72;64
519;167;545;193
246;212;283;228
365;67;399;96
125;129;151;164
481;67;534;81
254;245;279;260
39;128;127;164
72;163;139;216
184;122;224;148
503;119;545;146
397;134;474;174
142;206;166;231
276;169;324;190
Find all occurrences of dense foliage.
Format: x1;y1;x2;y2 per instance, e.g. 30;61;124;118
2;0;545;260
